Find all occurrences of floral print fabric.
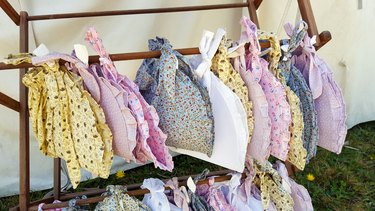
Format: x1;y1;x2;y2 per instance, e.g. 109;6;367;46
210;35;254;144
273;162;313;211
173;29;248;172
135;37;215;156
36;53;138;162
281;22;319;163
292;30;347;154
95;185;151;211
13;55;113;189
196;178;236;211
85;28;173;171
165;177;190;211
253;160;294;211
231;42;271;164
240;16;291;161
259;31;307;170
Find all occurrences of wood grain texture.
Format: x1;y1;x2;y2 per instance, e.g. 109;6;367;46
0;0;20;25
19;11;30;211
28;3;248;21
0;92;20;112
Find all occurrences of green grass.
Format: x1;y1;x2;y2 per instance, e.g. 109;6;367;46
294;122;375;211
1;122;374;210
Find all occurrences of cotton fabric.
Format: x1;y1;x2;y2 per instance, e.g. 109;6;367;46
230;40;271;164
259;31;307;170
85;28;174;171
95;185;151;211
280;22;319;163
135;37;215;156
240;17;291;161
210;35;254;145
170;28;248;172
292;31;347;154
142;178;171;211
274;162;313;211
11;54;114;189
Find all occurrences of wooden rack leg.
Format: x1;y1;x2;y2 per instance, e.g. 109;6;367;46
53;158;61;200
19;11;30;211
247;0;260;28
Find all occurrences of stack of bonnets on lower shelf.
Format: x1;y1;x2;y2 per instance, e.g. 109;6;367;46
36;168;313;211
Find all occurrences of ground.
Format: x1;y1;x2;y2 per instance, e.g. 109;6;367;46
0;122;374;210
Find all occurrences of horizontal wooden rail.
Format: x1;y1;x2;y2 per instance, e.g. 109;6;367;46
58;169;232;201
0;42;272;71
0;0;20;25
27;3;248;21
34;172;238;210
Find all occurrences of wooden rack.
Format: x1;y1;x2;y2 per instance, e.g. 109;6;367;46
0;0;331;210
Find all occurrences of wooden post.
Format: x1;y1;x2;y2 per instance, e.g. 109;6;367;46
0;0;20;25
297;0;321;46
53;158;61;200
254;0;263;9
247;0;260;28
19;11;29;211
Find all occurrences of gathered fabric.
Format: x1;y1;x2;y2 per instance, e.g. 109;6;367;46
135;37;215;157
292;28;347;154
210;35;254;146
85;28;174;171
171;28;248;172
274;162;313;211
259;31;307;170
142;178;171;211
13;54;113;189
281;22;319;163
196;177;236;211
230;41;271;164
253;160;294;211
36;53;138;162
95;185;151;211
240;17;291;161
165;177;190;211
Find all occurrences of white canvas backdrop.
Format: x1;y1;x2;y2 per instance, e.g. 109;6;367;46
0;0;373;197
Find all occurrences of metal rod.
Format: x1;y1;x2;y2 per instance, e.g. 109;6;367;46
27;3;248;21
19;11;30;211
38;173;238;210
53;158;61;200
0;92;20;112
0;0;20;25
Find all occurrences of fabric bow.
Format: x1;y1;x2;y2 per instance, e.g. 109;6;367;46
284;21;323;99
85;27;119;82
194;28;226;96
142;178;171;211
